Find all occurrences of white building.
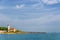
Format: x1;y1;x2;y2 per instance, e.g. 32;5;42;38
7;24;16;32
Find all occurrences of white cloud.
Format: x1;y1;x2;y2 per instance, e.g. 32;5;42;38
16;4;25;9
41;0;58;5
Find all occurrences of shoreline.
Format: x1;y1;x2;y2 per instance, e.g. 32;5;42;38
0;32;47;34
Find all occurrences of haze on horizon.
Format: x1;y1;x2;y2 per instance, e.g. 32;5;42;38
0;0;60;32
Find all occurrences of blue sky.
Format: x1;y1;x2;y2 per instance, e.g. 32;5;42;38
0;0;60;32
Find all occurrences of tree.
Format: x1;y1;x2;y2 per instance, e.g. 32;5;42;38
0;27;8;30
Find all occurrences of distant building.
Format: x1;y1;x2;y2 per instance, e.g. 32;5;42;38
0;30;6;33
7;24;16;32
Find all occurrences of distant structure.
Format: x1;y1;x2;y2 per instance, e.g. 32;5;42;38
7;24;16;32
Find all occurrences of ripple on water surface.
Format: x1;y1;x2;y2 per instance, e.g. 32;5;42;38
0;33;60;40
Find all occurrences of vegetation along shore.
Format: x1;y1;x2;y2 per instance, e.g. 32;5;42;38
0;24;46;34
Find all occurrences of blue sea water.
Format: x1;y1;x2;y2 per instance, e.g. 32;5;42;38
0;33;60;40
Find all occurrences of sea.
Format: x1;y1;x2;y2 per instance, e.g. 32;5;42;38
0;33;60;40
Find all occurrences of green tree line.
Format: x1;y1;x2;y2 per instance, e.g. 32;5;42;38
0;27;8;30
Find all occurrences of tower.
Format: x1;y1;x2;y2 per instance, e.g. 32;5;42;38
7;24;16;32
7;24;10;32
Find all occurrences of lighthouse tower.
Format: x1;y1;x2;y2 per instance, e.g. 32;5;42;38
7;24;10;32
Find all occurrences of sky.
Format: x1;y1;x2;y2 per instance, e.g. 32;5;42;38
0;0;60;32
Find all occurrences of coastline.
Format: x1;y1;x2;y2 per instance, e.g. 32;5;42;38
0;27;46;34
0;32;46;34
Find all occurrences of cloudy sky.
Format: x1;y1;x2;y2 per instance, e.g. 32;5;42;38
0;0;60;32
